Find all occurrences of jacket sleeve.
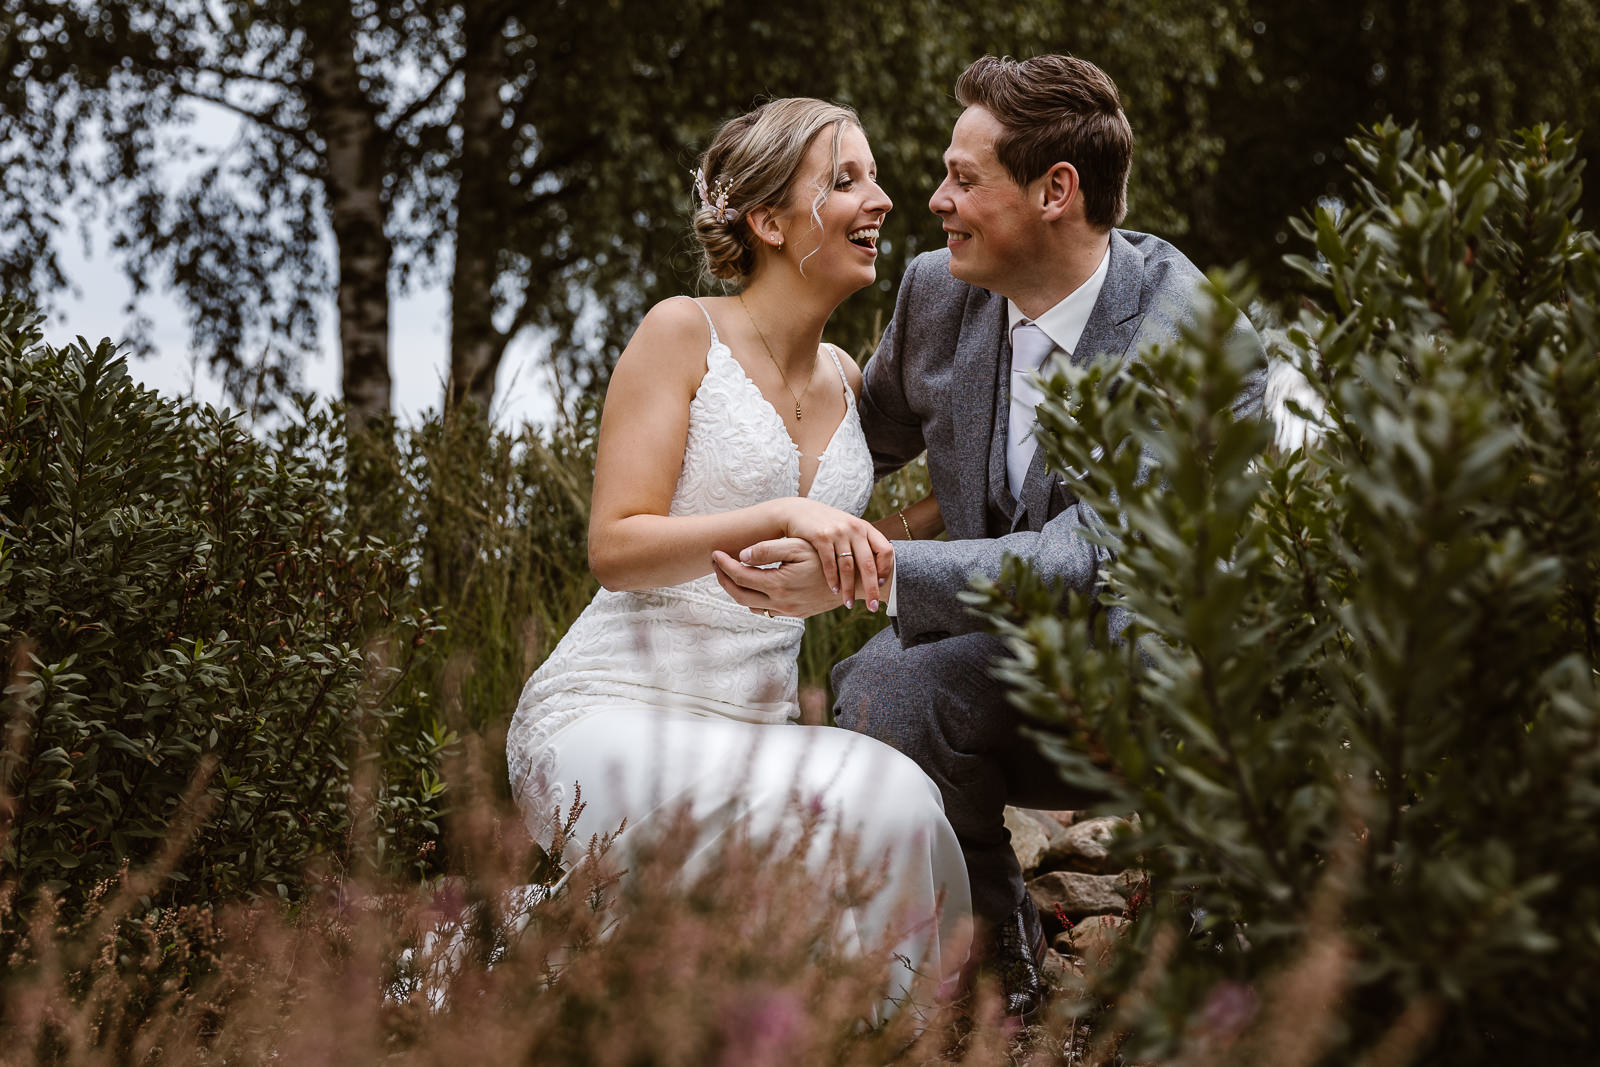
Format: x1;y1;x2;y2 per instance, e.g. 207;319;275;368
859;256;930;481
891;493;1111;646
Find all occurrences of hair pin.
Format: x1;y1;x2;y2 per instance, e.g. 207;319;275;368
694;167;739;224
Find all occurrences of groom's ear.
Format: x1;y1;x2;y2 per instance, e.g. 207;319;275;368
1038;162;1080;222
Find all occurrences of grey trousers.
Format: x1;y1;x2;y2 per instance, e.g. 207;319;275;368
833;627;1103;929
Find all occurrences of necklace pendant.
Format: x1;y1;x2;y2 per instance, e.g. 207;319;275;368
795;404;803;421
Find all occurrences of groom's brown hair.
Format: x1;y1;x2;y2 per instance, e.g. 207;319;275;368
955;54;1132;230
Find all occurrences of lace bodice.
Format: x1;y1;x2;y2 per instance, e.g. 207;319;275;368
665;310;874;611
505;299;874;836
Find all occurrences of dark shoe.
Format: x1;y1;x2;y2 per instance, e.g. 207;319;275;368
995;895;1047;1019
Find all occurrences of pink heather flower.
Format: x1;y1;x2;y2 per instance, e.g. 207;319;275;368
717;987;805;1066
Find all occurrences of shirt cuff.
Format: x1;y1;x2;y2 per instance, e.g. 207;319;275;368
886;567;898;616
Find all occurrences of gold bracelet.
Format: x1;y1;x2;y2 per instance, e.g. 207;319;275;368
897;509;914;540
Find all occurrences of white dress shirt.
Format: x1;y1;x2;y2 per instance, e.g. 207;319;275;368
886;243;1110;616
1004;245;1110;497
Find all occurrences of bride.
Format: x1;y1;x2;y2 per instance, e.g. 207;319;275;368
504;98;970;1005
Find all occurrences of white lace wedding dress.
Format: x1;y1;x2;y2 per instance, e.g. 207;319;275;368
505;298;970;1006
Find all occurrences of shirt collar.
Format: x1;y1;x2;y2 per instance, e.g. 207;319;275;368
1005;242;1112;355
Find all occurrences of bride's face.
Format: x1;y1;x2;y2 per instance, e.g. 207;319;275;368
775;124;893;292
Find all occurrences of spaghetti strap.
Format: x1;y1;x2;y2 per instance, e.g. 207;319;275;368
677;295;720;347
824;343;852;403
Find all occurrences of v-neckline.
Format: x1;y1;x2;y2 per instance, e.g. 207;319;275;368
707;341;850;499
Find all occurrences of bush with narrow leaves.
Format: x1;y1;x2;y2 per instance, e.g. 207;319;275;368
974;123;1600;1064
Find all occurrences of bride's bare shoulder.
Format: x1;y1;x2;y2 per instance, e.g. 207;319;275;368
636;296;717;346
613;296;719;380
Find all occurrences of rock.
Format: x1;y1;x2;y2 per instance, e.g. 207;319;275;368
1050;915;1128;982
1067;914;1127;970
1004;805;1052;873
1027;870;1129;924
1024;808;1079;830
1039;946;1081;984
1043;815;1131;875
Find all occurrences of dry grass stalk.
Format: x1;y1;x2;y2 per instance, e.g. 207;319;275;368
1081;922;1180;1067
1351;995;1442;1067
1;748;1019;1065
1;639;40;862
0;653;1404;1067
1;771;1421;1067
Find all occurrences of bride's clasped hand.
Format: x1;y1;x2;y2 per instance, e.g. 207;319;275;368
714;496;895;614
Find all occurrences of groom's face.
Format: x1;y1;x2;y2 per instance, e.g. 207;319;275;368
929;106;1040;298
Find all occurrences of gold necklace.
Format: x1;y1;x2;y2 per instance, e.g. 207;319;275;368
738;292;806;421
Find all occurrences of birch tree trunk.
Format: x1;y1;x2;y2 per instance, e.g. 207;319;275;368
446;4;509;417
308;10;394;426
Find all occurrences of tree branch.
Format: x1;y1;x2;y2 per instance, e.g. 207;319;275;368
103;45;318;155
192;61;303;92
520;178;584;215
509;133;604;188
501;249;580;343
386;55;466;134
172;84;316;154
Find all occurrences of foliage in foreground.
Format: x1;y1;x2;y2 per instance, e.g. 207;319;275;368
978;122;1600;1063
1;744;976;1065
2;736;1398;1067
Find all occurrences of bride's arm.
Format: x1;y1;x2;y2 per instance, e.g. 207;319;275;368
588;299;891;605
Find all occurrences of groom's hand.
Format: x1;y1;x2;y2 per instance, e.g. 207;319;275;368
712;537;888;619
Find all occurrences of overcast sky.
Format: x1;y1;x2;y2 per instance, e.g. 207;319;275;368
39;102;558;433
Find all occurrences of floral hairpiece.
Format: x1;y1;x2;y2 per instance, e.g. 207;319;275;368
694;167;738;224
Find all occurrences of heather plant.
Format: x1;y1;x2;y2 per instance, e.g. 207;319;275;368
0;740;1024;1067
975;122;1600;1063
0;741;1420;1067
0;308;446;919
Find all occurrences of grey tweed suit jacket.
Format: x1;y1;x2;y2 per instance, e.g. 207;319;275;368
861;228;1263;648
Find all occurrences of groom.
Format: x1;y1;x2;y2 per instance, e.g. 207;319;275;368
714;54;1264;1014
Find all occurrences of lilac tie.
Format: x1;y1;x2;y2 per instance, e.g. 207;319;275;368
1007;322;1057;499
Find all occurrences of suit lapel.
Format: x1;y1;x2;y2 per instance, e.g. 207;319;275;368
1070;229;1145;370
951;291;1008;534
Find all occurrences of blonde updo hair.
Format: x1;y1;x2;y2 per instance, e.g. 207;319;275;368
692;98;862;282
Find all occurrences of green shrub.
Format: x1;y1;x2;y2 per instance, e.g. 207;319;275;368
976;123;1600;1063
345;405;602;756
0;293;920;931
0;308;445;916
